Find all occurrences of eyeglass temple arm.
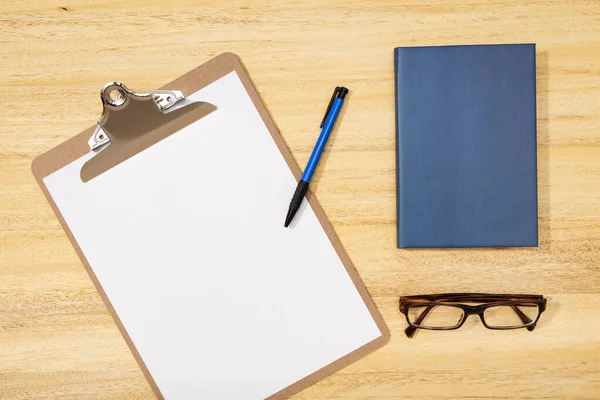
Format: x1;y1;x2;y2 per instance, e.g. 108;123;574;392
405;305;433;338
511;305;536;331
404;304;536;338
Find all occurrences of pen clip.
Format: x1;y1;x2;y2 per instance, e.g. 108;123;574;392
320;87;342;129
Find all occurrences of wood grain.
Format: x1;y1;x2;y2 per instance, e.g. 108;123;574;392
1;0;599;399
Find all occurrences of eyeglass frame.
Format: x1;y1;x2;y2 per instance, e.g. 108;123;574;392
398;293;547;338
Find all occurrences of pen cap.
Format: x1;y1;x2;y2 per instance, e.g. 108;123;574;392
336;87;349;100
320;86;349;128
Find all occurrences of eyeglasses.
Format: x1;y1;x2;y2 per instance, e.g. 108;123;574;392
399;293;547;338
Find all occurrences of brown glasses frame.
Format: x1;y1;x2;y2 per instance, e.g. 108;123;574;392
399;293;547;338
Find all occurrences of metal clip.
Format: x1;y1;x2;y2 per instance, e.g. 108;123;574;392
150;90;184;112
88;83;186;151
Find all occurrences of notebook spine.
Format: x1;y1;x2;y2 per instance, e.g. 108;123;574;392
394;48;405;248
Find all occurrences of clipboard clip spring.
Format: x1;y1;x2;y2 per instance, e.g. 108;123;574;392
88;82;186;150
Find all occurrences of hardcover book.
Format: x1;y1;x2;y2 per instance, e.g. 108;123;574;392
395;44;538;248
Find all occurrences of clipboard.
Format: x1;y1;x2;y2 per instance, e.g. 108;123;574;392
31;53;389;399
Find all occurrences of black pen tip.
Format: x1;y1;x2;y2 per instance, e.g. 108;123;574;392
284;208;296;228
284;180;309;228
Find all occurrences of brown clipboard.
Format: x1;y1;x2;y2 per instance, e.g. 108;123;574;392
31;52;390;399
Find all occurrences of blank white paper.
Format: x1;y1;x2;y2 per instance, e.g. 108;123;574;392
43;71;382;400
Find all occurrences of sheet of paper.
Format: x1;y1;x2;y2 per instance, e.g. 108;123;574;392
43;71;382;399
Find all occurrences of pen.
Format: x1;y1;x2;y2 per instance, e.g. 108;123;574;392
284;86;348;227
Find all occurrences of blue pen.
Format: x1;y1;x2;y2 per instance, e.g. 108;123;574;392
284;86;348;227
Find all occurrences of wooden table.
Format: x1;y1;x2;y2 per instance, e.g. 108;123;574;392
2;1;599;399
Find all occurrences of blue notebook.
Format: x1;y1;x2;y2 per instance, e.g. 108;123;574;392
395;44;538;248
